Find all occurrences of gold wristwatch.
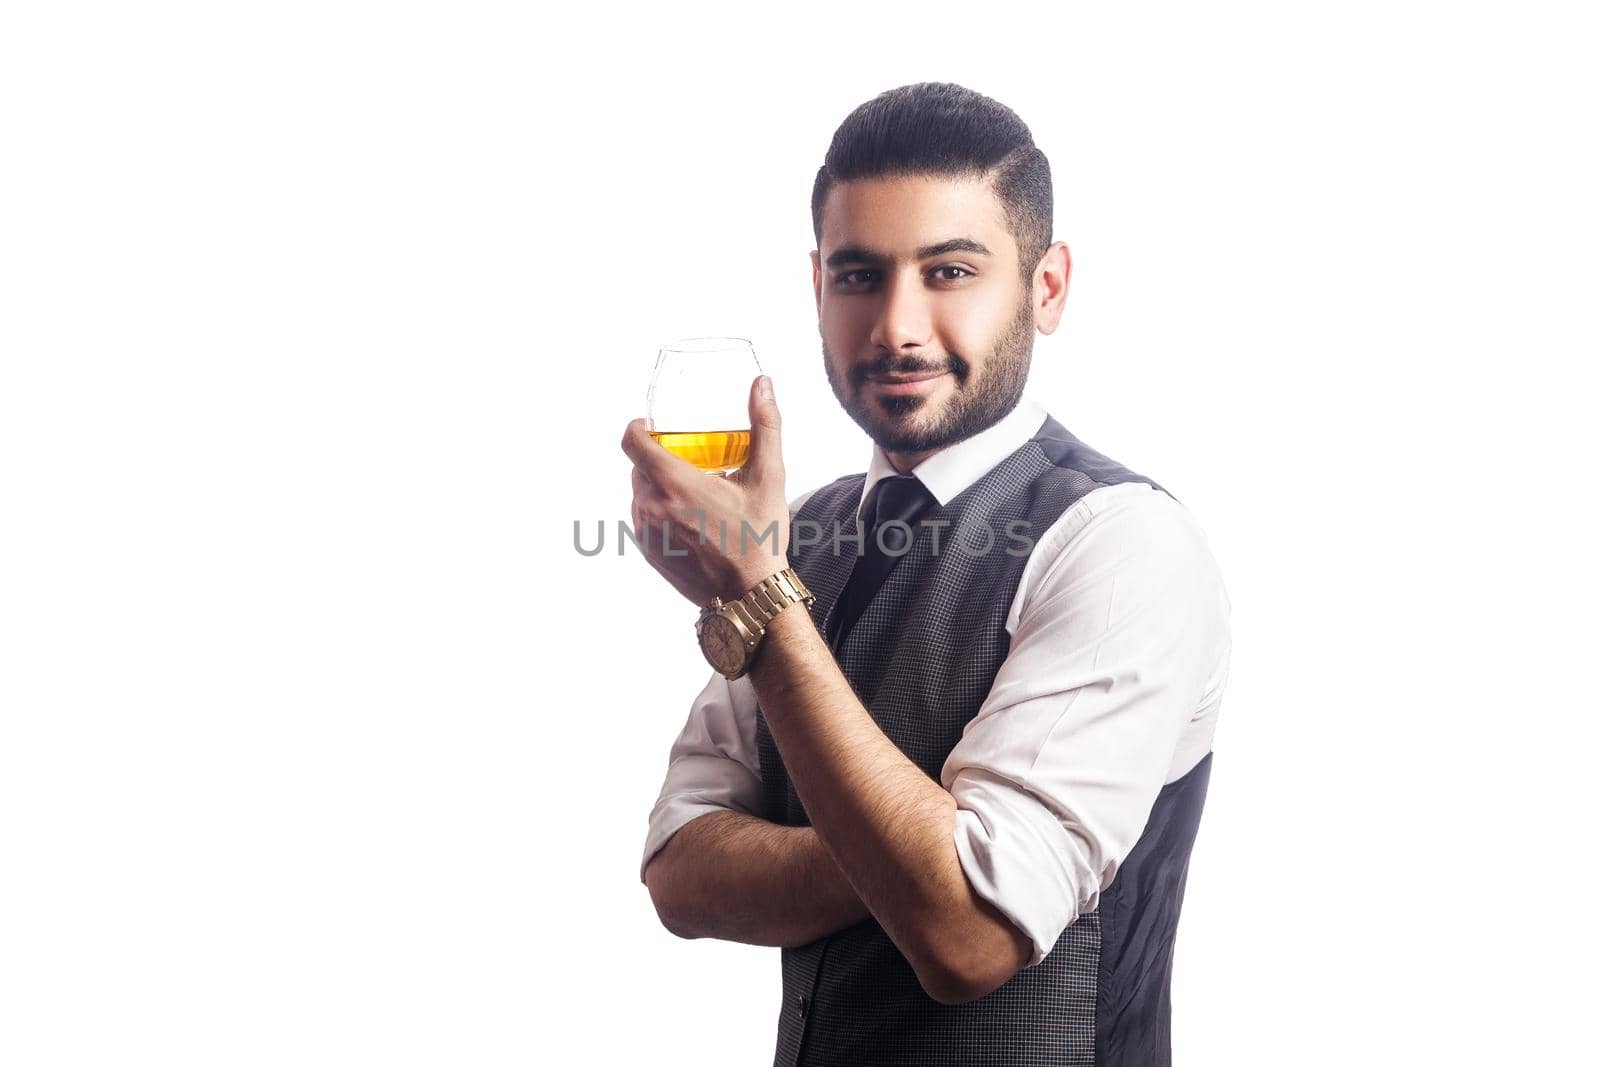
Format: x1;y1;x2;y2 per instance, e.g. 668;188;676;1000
696;567;816;680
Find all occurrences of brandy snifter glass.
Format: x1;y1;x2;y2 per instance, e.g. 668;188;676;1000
646;337;763;475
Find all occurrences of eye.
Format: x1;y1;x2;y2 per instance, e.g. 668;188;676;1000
835;269;879;288
931;265;972;281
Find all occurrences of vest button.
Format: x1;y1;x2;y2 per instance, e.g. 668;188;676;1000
798;995;810;1018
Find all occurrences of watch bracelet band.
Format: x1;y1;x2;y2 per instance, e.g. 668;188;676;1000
722;567;815;636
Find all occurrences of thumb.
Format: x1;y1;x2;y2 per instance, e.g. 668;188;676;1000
745;374;784;477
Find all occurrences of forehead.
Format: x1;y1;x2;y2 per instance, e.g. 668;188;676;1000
818;174;1015;263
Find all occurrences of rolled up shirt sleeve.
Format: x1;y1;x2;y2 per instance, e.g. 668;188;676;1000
639;669;764;882
943;484;1231;966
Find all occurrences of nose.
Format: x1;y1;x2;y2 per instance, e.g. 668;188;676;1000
868;269;932;355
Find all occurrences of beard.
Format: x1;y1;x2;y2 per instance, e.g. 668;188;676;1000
823;287;1035;454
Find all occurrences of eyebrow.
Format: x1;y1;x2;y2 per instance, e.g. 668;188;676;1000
823;238;993;269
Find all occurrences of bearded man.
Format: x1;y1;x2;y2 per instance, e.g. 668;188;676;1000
624;81;1232;1067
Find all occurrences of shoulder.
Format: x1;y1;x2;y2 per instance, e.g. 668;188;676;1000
1011;481;1229;625
788;486;822;516
1044;480;1213;555
787;474;861;518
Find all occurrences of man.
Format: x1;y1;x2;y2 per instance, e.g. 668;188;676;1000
622;82;1231;1067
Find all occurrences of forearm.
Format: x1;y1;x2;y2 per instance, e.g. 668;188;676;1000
644;809;870;947
749;613;968;946
747;607;1032;1001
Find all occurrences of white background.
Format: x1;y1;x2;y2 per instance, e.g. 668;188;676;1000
3;2;1596;1064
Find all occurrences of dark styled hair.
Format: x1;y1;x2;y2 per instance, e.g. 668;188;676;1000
810;82;1053;282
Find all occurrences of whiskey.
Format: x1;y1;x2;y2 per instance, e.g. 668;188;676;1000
649;429;750;473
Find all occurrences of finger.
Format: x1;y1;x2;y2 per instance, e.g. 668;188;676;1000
620;418;697;494
631;465;664;543
631;465;663;505
744;375;784;481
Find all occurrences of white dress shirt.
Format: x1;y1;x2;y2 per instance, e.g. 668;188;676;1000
641;396;1232;966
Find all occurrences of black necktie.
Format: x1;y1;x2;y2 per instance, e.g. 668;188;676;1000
827;475;937;649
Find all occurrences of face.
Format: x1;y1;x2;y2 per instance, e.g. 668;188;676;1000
811;174;1068;461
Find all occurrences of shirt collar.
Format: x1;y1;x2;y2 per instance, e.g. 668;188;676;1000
857;396;1048;524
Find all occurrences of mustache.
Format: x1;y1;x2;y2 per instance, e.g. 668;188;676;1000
852;352;969;385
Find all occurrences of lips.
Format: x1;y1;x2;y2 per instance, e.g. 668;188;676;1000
865;369;951;396
867;369;947;385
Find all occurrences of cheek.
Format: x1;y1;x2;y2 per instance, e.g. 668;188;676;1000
821;299;873;339
819;307;875;366
935;289;1008;355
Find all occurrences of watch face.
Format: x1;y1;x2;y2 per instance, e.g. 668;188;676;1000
698;613;748;676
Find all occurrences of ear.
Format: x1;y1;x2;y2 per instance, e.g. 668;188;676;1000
811;250;823;317
1033;242;1072;335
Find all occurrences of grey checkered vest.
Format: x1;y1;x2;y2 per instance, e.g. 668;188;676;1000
756;413;1213;1067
